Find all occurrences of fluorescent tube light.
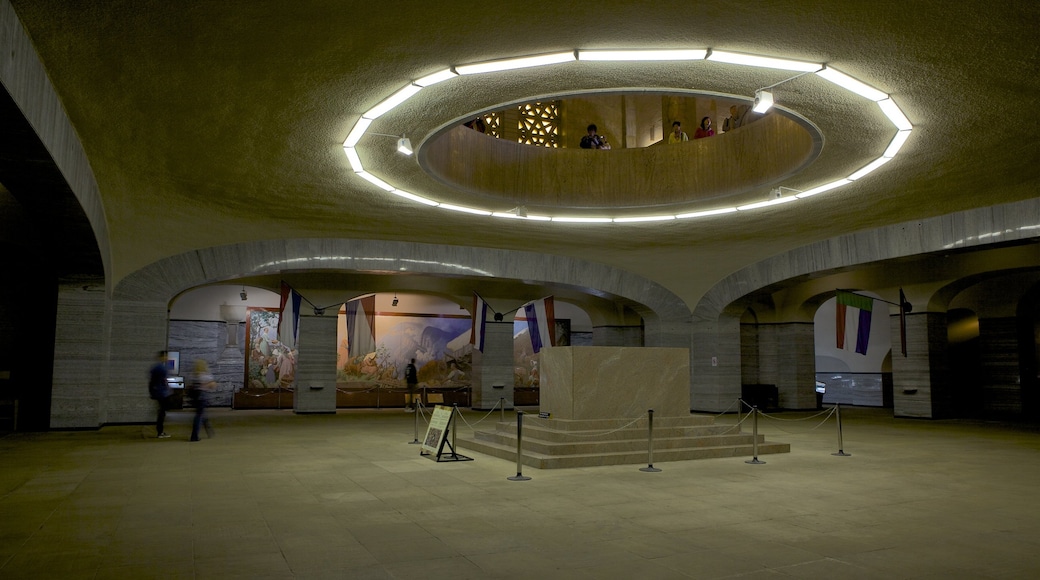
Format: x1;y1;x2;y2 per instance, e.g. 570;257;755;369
675;207;739;219
343;117;373;148
707;50;821;72
877;98;912;130
737;196;798;211
455;52;576;75
343;147;363;172
491;212;552;221
438;203;493;216
883;130;912;158
815;66;888;101
847;157;892;180
356;171;395;191
390;189;439;206
550;216;613;223
362;84;423;120
795;179;851;198
414;68;457;87
613;215;676;223
578;49;707;61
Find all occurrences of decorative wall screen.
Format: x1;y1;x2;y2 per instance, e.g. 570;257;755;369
517;101;559;147
482;112;502;138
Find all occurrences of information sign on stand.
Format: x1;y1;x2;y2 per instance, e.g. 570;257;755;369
420;405;473;462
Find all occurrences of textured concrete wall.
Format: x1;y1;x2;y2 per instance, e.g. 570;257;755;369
471;322;513;409
293;315;338;413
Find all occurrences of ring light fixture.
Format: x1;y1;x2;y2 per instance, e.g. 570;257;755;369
341;48;913;223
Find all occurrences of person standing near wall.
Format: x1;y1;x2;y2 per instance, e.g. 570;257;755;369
189;359;217;441
404;359;418;411
148;351;173;438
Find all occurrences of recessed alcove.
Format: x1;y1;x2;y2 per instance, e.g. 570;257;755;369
418;92;823;211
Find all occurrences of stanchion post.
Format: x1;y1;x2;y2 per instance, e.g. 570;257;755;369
832;402;851;456
507;410;531;481
640;409;662;472
408;395;420;444
500;397;505;423
745;406;766;464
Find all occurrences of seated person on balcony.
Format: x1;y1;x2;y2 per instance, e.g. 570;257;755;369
694;116;715;139
667;121;688;144
579;124;611;149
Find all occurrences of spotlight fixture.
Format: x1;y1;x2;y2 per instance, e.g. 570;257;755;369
752;90;774;113
397;137;413;155
366;132;414;156
240;287;247;301
392;294;399;307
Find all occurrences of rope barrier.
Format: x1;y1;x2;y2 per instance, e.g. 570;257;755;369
454;399;504;429
521;414;645;439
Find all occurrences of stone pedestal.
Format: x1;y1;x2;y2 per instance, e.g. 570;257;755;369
539;346;689;419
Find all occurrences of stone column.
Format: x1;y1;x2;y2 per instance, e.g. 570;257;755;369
105;298;171;424
977;317;1023;416
50;283;107;428
293;314;338;414
890;312;950;418
774;323;816;409
471;321;513;409
690;313;742;412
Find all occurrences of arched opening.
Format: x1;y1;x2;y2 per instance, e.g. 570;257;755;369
813;293;892;407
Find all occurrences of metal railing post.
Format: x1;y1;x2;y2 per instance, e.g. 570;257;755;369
745;406;766;464
832;403;851;456
640;409;662;472
507;410;531;481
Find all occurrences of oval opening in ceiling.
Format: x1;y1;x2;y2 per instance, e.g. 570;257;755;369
418;91;822;211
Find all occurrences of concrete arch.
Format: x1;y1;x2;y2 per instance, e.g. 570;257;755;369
113;238;692;347
691;197;1040;411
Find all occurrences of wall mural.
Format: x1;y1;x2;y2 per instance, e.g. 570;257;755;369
245;307;297;390
337;301;473;389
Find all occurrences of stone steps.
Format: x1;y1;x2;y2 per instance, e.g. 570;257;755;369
456;415;789;469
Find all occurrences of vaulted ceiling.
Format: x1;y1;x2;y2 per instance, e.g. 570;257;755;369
5;0;1039;307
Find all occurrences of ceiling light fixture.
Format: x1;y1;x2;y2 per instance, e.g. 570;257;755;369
454;51;576;75
343;47;913;221
706;50;822;72
736;197;798;211
577;49;707;61
414;68;458;87
396;137;413;155
848;157;892;180
362;84;423;120
877;98;913;131
240;287;248;301
392;294;399;307
366;132;414;156
883;130;912;158
675;207;739;219
752;90;774;113
390;188;439;206
815;66;888;101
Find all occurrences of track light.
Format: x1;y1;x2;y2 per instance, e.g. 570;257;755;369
753;90;774;113
392;294;399;307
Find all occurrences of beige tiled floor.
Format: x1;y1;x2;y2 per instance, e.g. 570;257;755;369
2;406;1040;579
